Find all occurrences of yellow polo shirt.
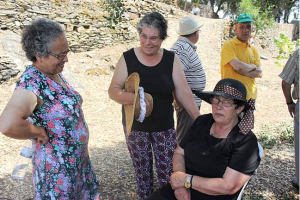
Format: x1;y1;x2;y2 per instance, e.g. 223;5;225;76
220;37;261;99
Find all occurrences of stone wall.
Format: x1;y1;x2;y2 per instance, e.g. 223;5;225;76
0;0;182;52
0;0;184;83
0;0;296;83
0;55;19;83
0;30;27;84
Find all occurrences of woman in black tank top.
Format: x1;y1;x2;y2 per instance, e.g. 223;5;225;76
108;12;200;199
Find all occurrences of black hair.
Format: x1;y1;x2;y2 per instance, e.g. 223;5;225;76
21;18;65;62
137;12;168;40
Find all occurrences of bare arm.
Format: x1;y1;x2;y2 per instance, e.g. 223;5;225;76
172;146;190;200
281;80;295;117
170;167;250;196
230;59;262;78
108;55;135;105
245;65;262;78
0;89;48;144
173;55;200;120
191;167;250;195
173;145;186;172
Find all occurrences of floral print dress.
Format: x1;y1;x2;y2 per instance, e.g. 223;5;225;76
16;66;99;200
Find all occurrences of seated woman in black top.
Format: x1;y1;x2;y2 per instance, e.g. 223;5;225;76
146;78;261;200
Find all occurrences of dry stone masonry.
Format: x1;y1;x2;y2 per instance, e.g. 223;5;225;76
0;0;182;52
0;0;184;83
0;55;19;83
0;0;296;84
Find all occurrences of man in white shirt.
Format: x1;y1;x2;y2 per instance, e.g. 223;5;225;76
170;17;206;142
191;5;200;16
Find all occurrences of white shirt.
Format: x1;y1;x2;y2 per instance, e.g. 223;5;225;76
170;36;206;105
191;7;200;16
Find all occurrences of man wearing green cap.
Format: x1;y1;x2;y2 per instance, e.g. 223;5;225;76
220;13;262;101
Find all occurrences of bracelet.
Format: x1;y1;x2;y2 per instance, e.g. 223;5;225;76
287;101;294;105
190;175;194;188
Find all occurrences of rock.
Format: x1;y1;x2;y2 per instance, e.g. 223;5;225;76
125;6;138;13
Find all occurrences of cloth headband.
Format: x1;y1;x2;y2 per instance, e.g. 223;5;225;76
214;85;245;100
239;98;255;134
214;85;255;134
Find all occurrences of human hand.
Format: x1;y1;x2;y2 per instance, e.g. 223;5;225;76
174;187;190;200
287;103;295;118
36;126;49;145
144;93;153;117
134;92;153;119
170;171;186;190
173;92;183;110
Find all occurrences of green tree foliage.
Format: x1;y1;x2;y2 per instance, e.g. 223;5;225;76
209;0;227;18
184;0;297;23
221;0;240;18
103;0;127;29
274;33;300;67
255;0;298;23
195;0;241;18
239;0;274;33
282;0;298;23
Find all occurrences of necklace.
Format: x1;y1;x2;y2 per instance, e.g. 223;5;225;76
56;75;65;87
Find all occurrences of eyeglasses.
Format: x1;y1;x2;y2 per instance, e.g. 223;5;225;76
48;49;70;61
140;33;161;43
211;97;235;108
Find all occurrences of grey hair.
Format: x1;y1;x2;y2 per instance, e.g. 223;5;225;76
21;18;65;62
137;12;168;40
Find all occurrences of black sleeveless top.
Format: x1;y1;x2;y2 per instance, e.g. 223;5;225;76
122;48;175;132
180;114;260;199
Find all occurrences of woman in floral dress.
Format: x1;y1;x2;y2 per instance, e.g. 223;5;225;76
0;18;99;199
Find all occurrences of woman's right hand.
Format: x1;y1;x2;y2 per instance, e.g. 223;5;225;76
36;126;49;145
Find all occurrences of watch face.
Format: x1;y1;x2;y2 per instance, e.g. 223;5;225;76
184;182;191;188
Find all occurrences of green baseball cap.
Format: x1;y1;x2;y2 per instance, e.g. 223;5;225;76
236;13;254;23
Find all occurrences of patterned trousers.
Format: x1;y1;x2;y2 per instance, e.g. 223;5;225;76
124;128;177;199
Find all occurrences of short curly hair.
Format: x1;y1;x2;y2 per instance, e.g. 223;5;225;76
21;18;65;62
137;12;168;40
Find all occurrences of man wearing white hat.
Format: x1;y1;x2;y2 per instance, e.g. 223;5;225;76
170;17;206;143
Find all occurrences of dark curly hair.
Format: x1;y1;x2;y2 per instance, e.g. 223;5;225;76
137;12;168;40
21;18;65;62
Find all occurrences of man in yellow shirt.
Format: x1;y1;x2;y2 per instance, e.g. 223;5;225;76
220;13;262;100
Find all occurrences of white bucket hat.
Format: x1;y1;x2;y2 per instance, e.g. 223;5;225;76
177;17;203;35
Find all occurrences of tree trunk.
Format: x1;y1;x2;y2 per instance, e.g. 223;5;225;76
209;0;220;19
284;9;290;23
184;0;188;11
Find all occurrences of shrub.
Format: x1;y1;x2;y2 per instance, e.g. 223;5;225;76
239;0;274;34
274;33;300;67
103;0;127;29
257;124;277;149
278;121;294;143
257;121;294;149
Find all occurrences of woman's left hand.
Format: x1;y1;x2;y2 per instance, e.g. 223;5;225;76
174;187;190;200
170;171;187;190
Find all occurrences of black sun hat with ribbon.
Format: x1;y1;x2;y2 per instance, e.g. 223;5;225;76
192;78;255;134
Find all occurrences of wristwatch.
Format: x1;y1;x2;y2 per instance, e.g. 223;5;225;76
184;174;193;189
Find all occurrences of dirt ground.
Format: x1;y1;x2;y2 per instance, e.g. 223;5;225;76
0;14;299;199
